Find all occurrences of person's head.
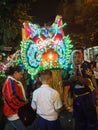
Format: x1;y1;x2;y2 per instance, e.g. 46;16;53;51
90;61;96;69
95;54;98;62
38;70;52;85
75;47;84;58
71;50;83;66
5;65;23;81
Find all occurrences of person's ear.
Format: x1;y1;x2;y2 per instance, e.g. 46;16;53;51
12;71;17;78
13;71;16;75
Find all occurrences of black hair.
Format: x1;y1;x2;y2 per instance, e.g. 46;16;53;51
95;54;98;57
90;61;96;68
75;47;84;53
5;65;22;76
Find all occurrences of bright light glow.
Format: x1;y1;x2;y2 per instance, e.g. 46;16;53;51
48;52;53;59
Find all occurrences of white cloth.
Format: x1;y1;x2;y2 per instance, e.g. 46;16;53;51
7;114;19;121
31;84;62;121
94;70;98;79
96;62;98;68
75;85;84;89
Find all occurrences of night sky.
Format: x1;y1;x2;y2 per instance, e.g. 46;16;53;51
29;0;61;26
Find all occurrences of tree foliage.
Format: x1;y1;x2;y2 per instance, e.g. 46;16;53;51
57;1;98;48
0;1;33;49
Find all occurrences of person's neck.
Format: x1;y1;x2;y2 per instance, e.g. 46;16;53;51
42;81;51;86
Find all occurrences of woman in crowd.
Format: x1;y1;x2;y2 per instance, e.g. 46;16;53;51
68;50;97;130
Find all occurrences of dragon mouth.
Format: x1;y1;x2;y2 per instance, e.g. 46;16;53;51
40;49;59;68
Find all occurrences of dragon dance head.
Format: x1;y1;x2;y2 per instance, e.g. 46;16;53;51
21;15;73;79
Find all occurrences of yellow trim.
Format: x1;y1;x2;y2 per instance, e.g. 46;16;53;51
74;92;90;98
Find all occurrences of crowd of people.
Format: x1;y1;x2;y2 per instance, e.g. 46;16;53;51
1;48;98;130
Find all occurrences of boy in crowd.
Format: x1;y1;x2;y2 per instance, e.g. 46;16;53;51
31;70;62;130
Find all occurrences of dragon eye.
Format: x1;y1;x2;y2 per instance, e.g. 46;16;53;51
33;35;46;45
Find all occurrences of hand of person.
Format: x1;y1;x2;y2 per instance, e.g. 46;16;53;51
66;106;73;112
70;75;83;82
76;76;84;82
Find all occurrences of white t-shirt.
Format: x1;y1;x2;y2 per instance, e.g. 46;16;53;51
31;84;62;121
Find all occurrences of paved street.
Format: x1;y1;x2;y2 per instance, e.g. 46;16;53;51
0;105;74;130
0;105;98;130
